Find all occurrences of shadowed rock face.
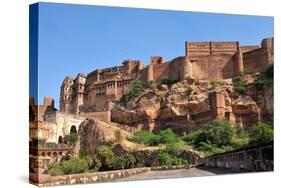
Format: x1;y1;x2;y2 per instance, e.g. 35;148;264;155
72;119;203;166
111;75;273;133
72;119;106;156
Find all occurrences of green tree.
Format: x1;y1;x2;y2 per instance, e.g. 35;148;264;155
48;163;64;176
159;129;178;144
253;64;273;90
64;134;78;144
233;81;248;95
97;146;115;170
120;79;145;105
60;157;90;175
186;119;249;155
249;122;273;145
160;76;178;87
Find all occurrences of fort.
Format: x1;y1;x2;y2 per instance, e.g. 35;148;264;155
29;38;274;184
29;38;274;144
59;38;273;115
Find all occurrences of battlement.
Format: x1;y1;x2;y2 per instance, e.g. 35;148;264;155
185;41;240;56
151;56;164;65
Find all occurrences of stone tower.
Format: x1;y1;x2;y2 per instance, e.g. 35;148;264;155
59;76;74;113
72;73;87;114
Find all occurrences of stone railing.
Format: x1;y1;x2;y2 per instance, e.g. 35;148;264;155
204;141;273;172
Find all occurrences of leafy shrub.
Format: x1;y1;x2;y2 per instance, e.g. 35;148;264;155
159;129;178;144
64;134;78;144
113;154;136;170
253;76;273;90
131;131;159;146
234;81;248;95
97;146;115;170
187;119;249;155
253;64;273;90
120;80;145;105
265;64;273;80
146;81;158;90
48;163;64;176
160;76;178;87
82;154;102;172
210;80;219;89
158;143;187;166
249;122;273;145
125;153;136;168
131;129;178;146
60;157;90;175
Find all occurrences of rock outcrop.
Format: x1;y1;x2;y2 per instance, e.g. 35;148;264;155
111;75;272;133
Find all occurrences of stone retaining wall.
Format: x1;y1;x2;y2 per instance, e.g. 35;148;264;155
30;165;192;186
32;167;150;186
204;141;273;172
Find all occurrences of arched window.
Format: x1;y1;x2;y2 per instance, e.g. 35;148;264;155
70;125;77;134
58;136;63;144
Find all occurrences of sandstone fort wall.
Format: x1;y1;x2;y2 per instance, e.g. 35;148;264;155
59;38;273;118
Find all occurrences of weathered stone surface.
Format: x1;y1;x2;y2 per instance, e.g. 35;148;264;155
111;75;270;131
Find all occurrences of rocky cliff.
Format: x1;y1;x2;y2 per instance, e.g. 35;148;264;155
111;75;273;133
72;118;203;166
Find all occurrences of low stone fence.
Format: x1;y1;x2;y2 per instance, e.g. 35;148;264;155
31;165;193;186
204;141;273;172
32;167;149;186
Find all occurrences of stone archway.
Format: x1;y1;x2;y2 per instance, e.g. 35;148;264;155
58;136;63;144
70;125;77;134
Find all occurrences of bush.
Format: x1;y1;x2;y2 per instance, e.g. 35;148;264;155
187;119;249;155
160;76;178;87
60;157;90;175
158;144;187;166
159;129;178;144
97;146;115;170
234;81;248;95
210;80;219;89
131;131;160;146
146;81;158;90
120;80;145;105
249;122;273;145
265;64;273;80
113;154;136;170
131;129;178;146
48;163;64;176
82;154;102;172
64;134;78;144
253;64;273;90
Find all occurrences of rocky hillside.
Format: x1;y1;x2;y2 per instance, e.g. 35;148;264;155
72;118;203;167
111;73;273;133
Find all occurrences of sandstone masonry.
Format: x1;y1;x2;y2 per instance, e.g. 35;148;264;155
59;38;274;116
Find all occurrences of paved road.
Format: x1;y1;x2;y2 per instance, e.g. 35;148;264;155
114;166;249;182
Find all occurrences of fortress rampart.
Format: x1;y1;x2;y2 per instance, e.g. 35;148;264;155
59;38;274;115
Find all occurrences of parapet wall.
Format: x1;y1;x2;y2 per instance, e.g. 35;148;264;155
186;41;240;56
204;141;273;171
243;38;274;74
31;167;150;186
190;54;237;80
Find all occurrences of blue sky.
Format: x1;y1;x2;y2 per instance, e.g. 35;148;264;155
34;2;273;108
